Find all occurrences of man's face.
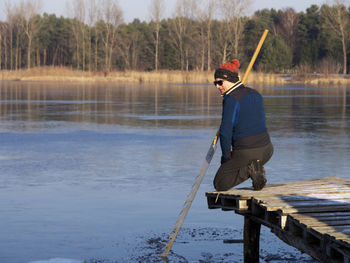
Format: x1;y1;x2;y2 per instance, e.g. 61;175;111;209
214;78;231;95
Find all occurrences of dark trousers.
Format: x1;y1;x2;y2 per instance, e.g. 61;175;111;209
213;142;274;191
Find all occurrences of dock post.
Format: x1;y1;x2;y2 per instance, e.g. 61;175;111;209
244;215;261;263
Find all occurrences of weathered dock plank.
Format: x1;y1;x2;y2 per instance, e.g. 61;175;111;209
206;176;350;263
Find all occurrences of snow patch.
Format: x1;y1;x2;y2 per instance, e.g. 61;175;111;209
28;258;82;263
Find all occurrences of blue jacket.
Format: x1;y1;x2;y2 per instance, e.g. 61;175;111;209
219;85;270;164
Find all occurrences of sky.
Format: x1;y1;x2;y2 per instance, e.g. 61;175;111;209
0;0;334;22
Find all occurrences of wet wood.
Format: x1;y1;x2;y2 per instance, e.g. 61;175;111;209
206;176;350;263
243;216;261;263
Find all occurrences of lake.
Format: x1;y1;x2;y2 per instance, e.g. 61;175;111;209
0;81;349;263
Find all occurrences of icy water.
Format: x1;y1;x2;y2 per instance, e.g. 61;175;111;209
0;81;349;263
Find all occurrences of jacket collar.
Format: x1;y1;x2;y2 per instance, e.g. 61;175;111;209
222;81;243;96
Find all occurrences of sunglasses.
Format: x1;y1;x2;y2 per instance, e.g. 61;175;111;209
213;80;224;86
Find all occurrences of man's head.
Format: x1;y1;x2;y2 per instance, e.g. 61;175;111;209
214;59;240;95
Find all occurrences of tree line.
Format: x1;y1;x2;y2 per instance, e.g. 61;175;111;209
0;0;349;74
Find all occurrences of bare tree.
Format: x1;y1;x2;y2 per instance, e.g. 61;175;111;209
67;0;87;70
130;31;140;69
171;0;186;70
77;0;87;70
20;0;42;69
150;0;164;71
218;0;252;62
206;0;215;71
0;23;3;69
4;1;15;70
12;4;26;70
66;1;80;68
2;23;8;69
171;0;197;70
87;0;97;71
116;28;132;69
193;0;206;71
194;0;215;71
279;8;299;55
322;0;349;74
97;0;123;71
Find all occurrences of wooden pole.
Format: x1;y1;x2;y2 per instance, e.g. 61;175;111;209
244;216;261;263
241;29;269;84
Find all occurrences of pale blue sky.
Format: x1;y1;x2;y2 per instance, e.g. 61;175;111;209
0;0;334;22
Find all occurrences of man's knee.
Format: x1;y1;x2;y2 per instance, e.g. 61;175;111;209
214;181;231;191
214;167;250;191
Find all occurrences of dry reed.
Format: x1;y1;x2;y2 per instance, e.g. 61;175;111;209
0;66;286;85
305;75;350;85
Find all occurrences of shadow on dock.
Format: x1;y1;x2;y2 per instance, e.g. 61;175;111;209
206;176;350;263
267;195;350;263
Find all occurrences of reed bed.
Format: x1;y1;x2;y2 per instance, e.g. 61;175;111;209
2;67;350;86
0;66;286;85
304;75;350;85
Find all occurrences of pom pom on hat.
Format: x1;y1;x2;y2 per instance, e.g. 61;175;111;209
214;59;240;83
220;59;240;73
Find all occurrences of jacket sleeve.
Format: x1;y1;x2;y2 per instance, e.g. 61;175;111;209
219;95;239;164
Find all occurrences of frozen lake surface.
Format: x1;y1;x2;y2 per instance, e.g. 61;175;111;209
0;81;349;262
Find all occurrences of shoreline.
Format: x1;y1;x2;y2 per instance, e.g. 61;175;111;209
1;67;350;85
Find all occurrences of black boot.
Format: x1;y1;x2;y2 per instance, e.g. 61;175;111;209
248;160;266;191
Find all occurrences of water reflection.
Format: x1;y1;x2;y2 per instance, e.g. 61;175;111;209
0;81;349;133
0;81;223;131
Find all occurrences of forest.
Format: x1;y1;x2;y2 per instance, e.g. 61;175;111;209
0;0;349;75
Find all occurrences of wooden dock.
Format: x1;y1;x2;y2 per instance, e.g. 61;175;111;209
206;176;350;263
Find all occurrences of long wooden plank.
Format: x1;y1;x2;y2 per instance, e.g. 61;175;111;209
289;216;350;234
206;177;349;198
241;177;345;189
294;211;350;218
278;205;350;214
208;182;350;194
252;185;350;194
258;183;343;192
239;177;345;190
292;215;350;224
217;187;350;199
292;214;350;221
259;198;350;207
258;177;346;187
294;217;350;226
311;227;350;236
206;190;350;204
260;199;350;209
256;193;350;203
219;183;349;196
207;183;332;194
294;219;350;228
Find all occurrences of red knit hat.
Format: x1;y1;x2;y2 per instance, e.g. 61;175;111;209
214;59;240;83
220;59;240;72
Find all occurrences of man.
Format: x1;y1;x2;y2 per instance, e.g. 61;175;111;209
213;59;273;191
